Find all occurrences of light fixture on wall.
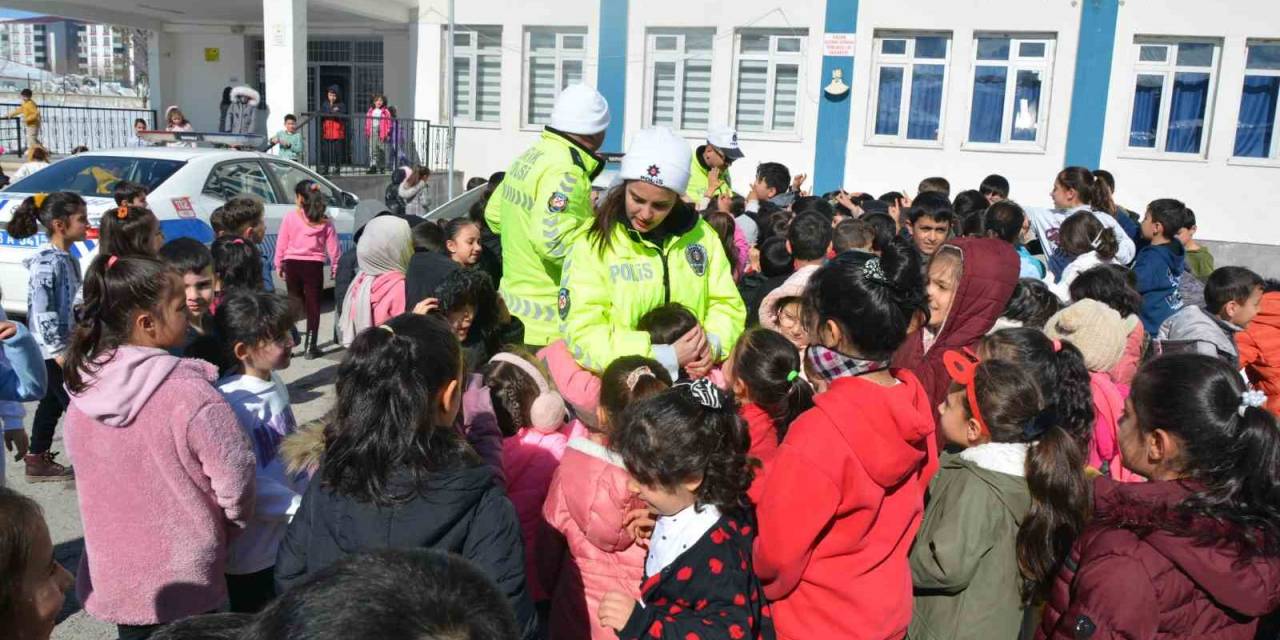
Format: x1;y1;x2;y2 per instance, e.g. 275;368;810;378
824;68;849;97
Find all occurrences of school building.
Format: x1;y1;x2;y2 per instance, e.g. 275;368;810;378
9;0;1280;268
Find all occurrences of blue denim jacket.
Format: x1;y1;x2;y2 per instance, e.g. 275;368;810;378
23;244;81;359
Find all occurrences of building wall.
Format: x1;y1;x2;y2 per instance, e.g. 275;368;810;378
167;30;250;131
1099;0;1280;246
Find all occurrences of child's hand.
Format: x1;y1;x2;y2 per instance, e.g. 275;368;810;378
0;321;17;341
624;507;656;547
5;429;28;461
792;173;808;191
597;591;637;631
412;298;440;315
278;268;287;279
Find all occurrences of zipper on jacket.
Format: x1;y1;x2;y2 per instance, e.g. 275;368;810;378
659;246;671;304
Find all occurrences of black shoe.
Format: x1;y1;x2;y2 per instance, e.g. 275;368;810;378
305;331;322;360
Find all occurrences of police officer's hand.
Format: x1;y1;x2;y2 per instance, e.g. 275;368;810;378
706;167;722;196
673;326;707;368
686;347;715;379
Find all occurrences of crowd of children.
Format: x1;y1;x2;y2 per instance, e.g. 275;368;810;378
5;122;1280;640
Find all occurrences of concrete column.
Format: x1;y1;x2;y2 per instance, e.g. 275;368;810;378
410;0;445;123
145;29;166;122
262;0;307;133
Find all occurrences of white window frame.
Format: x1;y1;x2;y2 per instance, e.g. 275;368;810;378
730;29;807;139
1229;39;1280;165
1122;37;1221;161
642;28;715;134
522;27;589;130
961;33;1056;153
451;26;502;127
866;31;953;148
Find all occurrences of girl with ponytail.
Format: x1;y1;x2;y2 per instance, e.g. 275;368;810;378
61;255;256;634
5;192;86;481
598;379;773;639
541;356;671;640
1027;167;1136;279
724;326;814;500
1037;354;1280;639
98;203;164;257
908;355;1072;639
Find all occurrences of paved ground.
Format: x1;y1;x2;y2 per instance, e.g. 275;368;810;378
5;302;343;640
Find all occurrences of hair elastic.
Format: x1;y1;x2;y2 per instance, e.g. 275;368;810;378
230;238;245;245
116;205;129;219
1240;389;1267;416
32;193;47;208
625;366;654;391
786;370;800;382
1051;338;1063;353
310;183;321;192
378;324;394;335
679;378;724;411
106;255;119;270
943;350;990;437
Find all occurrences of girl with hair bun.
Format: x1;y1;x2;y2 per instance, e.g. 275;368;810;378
755;239;937;640
1027;167;1136;279
1037;354;1280;639
598;379;773;640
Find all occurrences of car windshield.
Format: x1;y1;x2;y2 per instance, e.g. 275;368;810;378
3;156;185;197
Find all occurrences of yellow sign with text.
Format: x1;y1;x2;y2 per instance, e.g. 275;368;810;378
205;48;220;62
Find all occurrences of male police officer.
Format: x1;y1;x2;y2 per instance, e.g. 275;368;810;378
685;123;745;207
485;84;610;348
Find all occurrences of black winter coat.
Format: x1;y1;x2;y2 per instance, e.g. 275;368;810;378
275;463;538;640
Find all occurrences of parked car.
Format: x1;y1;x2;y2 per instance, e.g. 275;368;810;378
0;147;358;315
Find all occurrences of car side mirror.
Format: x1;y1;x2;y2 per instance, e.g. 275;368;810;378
340;191;358;209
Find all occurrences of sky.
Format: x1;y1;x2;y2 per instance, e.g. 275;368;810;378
0;9;44;20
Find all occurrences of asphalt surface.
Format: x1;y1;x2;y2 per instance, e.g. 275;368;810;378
5;303;342;640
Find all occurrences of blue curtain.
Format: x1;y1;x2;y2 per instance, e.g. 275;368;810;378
1233;75;1279;158
968;65;1006;143
907;64;945;140
875;67;904;136
1011;70;1042;141
1129;75;1163;148
1166;72;1209;153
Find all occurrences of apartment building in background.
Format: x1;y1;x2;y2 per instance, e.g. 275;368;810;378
0;16;140;83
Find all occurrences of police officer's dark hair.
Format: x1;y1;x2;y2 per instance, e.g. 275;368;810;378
788;211;832;262
755;162;791;197
589;183;694;255
240;549;520;640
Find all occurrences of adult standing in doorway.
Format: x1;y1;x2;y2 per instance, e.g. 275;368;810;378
485;84;609;349
685;124;744;207
560;127;746;375
319;86;347;176
218;87;232;132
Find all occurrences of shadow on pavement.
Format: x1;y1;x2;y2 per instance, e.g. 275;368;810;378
54;537;84;623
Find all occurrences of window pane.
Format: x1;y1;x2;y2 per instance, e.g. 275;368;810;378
1175;42;1213;67
562;59;584;88
1012;69;1043;141
740;33;770;53
1234;74;1279;157
968;65;1007;143
652;61;677;127
881;39;907;55
476;27;502;49
476;55;501;122
654;35;678;51
528;58;556;124
976;37;1010;61
682;60;713;131
454;32;473;47
1166;71;1210;153
1129;74;1163;148
735;59;769;131
453;57;473;120
530;31;556;51
907;63;945;140
875;66;904;135
1139;45;1168;62
1019;41;1046;58
563;35;586;50
772;63;799;131
915;36;947;59
1247;43;1280;70
686;31;714;52
777;37;802;53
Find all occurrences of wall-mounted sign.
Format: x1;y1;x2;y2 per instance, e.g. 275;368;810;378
823;33;856;57
204;48;220;62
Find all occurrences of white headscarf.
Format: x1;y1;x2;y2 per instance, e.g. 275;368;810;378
338;215;412;345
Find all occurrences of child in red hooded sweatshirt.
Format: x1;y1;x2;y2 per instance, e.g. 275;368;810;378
754;239;939;640
894;236;1020;418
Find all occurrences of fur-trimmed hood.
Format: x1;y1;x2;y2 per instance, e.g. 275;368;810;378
281;418;326;477
230;85;260;106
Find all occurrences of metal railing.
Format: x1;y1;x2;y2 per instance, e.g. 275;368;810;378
297;112;452;177
1;103;155;156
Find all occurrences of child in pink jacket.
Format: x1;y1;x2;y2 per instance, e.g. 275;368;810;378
482;351;572;603
275;180;340;358
539;355;673;640
63;255;255;633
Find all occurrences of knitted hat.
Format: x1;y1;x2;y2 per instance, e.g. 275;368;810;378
1044;299;1139;373
619;128;692;195
550;84;611;135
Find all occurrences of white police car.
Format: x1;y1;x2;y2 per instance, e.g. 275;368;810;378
0;145;358;315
